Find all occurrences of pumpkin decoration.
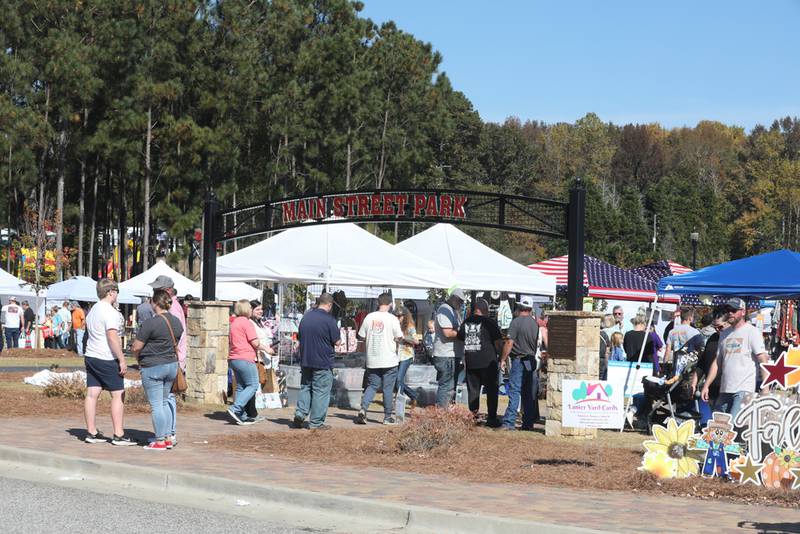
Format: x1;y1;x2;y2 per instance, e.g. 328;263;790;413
762;447;800;490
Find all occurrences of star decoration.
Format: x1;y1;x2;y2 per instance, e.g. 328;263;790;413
731;456;764;486
760;353;800;389
792;468;800;491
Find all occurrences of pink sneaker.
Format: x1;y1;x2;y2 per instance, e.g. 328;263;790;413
143;441;169;451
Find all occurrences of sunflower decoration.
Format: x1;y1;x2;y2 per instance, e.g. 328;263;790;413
640;418;701;478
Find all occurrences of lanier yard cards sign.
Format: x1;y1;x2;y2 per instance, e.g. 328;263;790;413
562;379;625;429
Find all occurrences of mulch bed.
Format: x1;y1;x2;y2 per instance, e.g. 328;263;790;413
2;348;77;359
211;421;799;509
0;370;201;417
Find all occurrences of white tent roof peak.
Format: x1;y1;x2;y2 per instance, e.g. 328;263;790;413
396;223;556;296
217;222;453;289
47;276;141;304
120;260;201;298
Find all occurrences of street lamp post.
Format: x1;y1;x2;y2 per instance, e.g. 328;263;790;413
690;232;699;270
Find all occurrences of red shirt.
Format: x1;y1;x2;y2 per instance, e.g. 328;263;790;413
229;316;257;361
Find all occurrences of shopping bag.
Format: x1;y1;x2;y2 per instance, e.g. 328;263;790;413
255;391;282;410
263;368;279;393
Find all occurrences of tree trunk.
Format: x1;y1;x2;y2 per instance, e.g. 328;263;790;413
78;109;88;276
346;126;352;190
55;126;66;280
377;96;390;188
6;139;11;272
35;84;50;290
143;105;152;270
88;163;99;278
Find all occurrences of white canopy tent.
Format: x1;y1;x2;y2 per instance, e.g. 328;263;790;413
396;223;557;296
120;260;262;301
0;267;36;298
306;284;429;301
46;276;141;304
216;223;454;289
120;260;201;298
216;281;262;302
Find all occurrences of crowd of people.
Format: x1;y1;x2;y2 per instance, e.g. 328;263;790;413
603;298;771;428
60;273;781;450
285;288;545;431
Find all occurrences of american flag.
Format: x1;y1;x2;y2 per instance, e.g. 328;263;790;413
629;260;732;306
527;255;678;302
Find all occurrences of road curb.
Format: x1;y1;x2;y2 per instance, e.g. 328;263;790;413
0;445;611;534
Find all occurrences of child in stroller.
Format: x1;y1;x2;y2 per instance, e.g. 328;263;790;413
630;349;701;432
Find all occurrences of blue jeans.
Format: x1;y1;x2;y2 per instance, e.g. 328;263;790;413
229;359;260;417
360;366;398;418
4;328;19;349
502;357;536;429
433;357;456;407
396;359;418;401
141;362;178;440
75;328;85;356
714;391;748;421
295;367;334;428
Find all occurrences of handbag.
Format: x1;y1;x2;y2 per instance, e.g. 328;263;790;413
161;314;188;394
257;361;267;386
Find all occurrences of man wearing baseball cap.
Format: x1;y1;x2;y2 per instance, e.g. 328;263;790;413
149;275;187;444
701;297;769;420
432;287;465;407
499;295;540;430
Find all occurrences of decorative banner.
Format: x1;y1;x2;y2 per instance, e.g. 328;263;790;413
562;379;624;429
606;360;653;398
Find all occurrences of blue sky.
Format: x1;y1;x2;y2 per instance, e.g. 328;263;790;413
360;1;800;130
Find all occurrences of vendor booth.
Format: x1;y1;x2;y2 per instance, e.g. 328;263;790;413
216;223;455;408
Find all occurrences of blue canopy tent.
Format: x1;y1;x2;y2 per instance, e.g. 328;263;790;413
657;249;800;298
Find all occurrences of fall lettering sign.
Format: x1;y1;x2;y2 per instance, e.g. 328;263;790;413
280;193;469;225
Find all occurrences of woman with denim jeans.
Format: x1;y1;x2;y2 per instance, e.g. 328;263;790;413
394;307;419;408
227;300;263;425
131;289;183;451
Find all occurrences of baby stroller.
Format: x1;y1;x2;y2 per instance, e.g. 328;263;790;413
641;350;701;432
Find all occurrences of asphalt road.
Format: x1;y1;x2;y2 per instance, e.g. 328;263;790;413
0;476;326;534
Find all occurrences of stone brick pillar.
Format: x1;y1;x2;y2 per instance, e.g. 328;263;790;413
544;310;602;439
185;301;231;405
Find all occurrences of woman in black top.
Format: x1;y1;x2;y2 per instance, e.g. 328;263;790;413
623;315;655;363
131;289;184;451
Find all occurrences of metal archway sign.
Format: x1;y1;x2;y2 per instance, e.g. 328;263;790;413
202;183;586;309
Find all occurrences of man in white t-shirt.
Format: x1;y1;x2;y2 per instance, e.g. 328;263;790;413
83;279;135;446
1;297;24;349
355;293;403;425
702;298;769;421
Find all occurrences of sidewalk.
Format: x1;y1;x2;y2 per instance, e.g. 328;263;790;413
0;410;796;534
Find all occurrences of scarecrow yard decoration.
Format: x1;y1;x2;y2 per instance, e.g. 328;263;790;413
690;413;741;478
